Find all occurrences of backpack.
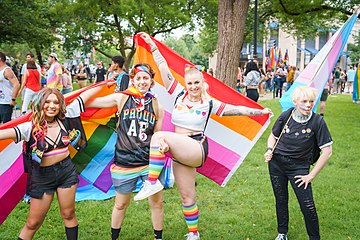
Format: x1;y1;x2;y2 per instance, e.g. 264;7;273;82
114;72;130;92
277;108;321;165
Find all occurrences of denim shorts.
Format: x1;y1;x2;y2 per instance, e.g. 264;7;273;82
112;165;165;194
29;156;79;199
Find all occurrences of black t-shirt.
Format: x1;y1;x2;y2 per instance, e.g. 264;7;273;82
272;108;332;160
114;96;157;167
95;68;107;82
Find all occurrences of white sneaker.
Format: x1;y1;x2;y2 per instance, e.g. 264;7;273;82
184;232;200;240
134;180;164;201
275;233;288;240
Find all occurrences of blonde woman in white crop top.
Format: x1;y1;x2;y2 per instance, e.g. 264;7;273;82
134;33;272;240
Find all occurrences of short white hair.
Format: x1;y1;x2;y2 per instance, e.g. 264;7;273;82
291;86;317;103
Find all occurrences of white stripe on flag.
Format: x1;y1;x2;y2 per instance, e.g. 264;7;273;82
0;141;23;175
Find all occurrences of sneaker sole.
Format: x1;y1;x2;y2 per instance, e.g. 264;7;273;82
133;186;164;201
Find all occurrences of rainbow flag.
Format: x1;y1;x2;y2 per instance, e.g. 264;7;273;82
0;36;271;224
0;82;118;224
279;11;360;111
0;82;176;223
133;33;271;187
269;47;276;70
284;49;289;66
353;67;360;101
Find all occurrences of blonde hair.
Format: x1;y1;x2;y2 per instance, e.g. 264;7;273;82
184;68;210;100
291;86;317;103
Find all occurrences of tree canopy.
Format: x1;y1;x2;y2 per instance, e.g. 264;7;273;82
0;0;58;63
55;0;207;69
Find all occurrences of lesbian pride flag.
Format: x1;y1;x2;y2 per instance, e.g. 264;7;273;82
0;36;271;224
133;33;271;187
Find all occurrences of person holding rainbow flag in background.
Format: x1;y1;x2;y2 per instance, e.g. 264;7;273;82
134;33;272;240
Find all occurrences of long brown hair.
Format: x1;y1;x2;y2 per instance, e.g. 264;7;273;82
27;60;37;69
30;88;67;145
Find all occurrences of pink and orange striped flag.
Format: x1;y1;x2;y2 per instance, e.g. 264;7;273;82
133;33;271;186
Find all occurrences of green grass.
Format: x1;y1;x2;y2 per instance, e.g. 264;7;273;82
1;94;360;239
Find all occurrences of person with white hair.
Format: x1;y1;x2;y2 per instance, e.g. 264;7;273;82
264;86;333;240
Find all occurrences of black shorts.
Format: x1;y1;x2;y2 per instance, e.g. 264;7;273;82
0;104;13;123
173;133;209;168
320;89;328;102
29;156;79;199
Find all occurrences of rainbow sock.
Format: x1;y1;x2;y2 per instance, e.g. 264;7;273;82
148;146;166;184
182;203;199;235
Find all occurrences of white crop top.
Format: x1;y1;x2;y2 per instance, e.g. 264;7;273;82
167;80;226;131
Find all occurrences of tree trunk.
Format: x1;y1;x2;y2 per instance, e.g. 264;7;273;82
216;0;250;88
35;46;43;67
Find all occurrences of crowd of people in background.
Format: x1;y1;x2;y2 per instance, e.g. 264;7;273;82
234;61;357;103
235;61;300;102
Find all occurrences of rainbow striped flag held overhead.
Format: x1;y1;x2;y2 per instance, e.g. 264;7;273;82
279;10;360;112
0;82;121;224
133;33;271;186
353;67;360;102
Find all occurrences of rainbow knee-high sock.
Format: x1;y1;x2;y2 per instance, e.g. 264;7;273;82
148;146;166;184
182;203;199;235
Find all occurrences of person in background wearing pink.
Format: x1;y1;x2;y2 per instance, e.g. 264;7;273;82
46;53;63;91
61;67;73;95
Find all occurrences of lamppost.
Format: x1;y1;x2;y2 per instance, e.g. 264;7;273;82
253;0;258;60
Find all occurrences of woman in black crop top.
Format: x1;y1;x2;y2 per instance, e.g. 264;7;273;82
264;86;332;240
134;33;272;240
0;85;105;240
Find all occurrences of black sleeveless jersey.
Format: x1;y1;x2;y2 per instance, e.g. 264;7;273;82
114;96;157;167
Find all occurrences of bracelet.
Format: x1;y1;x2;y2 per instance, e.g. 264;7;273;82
11;98;16;101
266;147;273;152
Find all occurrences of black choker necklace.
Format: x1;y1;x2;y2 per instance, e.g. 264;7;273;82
47;119;56;124
293;110;311;122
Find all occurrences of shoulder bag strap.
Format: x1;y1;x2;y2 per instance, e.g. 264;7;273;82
203;100;213;132
271;109;294;154
151;97;159;120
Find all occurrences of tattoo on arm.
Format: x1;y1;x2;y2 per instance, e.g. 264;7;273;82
223;108;263;116
247;110;263;115
7;71;18;83
223;109;244;116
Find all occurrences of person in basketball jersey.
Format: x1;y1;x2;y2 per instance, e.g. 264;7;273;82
85;63;165;240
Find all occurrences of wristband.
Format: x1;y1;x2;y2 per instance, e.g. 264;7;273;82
11;98;16;101
266;147;273;152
